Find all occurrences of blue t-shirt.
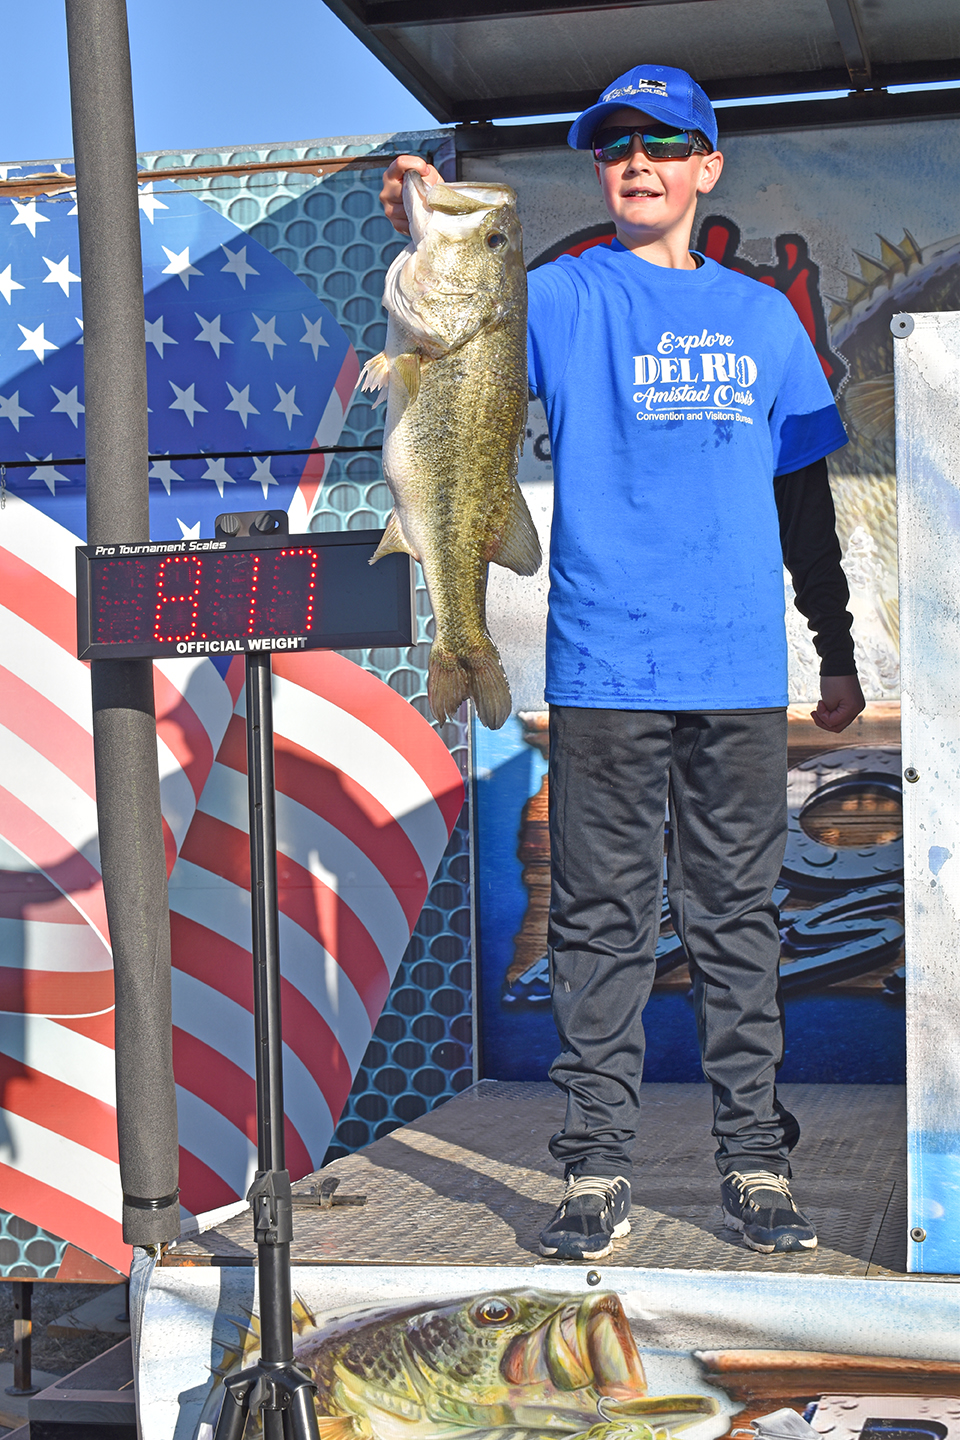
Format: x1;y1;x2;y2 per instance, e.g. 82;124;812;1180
527;241;847;710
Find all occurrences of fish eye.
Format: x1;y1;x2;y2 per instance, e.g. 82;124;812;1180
486;232;508;249
472;1297;515;1326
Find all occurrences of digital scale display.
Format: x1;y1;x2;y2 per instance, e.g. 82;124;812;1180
76;530;415;660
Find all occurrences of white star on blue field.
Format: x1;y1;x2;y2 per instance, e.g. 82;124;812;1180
0;176;352;544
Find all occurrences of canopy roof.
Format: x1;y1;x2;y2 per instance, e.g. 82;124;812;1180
324;0;960;124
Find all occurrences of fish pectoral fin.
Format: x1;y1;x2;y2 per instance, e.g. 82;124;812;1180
490;485;541;577
394;351;422;401
370;508;420;564
316;1415;364;1440
357;351;392;408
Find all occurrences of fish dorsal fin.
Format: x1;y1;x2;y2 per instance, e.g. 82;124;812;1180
426;183;498;215
370;508;420;564
490;484;541;577
394;352;422;401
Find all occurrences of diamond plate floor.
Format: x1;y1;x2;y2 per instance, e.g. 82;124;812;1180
166;1082;914;1275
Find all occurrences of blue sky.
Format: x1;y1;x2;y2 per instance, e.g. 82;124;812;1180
3;0;442;163
6;3;959;164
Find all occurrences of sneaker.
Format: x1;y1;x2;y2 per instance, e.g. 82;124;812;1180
720;1170;817;1253
538;1175;631;1260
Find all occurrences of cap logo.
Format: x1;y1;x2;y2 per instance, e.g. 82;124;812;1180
604;79;670;101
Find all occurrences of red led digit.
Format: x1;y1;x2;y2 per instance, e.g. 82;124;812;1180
245;554;261;634
154;555;202;642
276;547;317;632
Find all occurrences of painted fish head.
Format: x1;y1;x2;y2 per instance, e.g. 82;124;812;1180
393;173;524;329
297;1288;715;1439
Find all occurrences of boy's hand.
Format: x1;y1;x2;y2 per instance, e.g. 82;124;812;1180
380;155;442;234
810;674;866;733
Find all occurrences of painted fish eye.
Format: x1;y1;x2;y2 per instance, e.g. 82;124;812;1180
486;232;508;249
472;1297;516;1326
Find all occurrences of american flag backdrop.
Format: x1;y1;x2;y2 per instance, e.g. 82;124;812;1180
0;173;464;1274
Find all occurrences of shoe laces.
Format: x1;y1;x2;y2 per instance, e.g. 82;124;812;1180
729;1170;794;1203
563;1175;626;1203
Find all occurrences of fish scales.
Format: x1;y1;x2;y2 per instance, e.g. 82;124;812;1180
359;173;540;730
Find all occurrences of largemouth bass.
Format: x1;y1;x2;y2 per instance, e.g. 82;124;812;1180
296;1288;719;1440
206;1288;721;1440
359;172;540;730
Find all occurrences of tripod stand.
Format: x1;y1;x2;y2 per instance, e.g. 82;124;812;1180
214;651;321;1440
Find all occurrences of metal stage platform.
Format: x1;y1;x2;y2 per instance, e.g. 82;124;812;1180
163;1080;911;1277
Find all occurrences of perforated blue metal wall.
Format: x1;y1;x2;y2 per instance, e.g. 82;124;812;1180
141;131;474;1162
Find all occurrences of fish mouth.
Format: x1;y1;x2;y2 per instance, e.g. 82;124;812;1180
500;1292;646;1398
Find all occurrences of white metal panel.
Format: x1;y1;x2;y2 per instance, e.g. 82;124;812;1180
894;308;960;1275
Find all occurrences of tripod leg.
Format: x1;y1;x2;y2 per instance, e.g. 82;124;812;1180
285;1381;322;1440
264;1409;285;1440
213;1375;252;1440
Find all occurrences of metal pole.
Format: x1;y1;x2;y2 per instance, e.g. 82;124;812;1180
246;654;293;1440
65;0;180;1247
213;656;319;1439
4;1283;38;1398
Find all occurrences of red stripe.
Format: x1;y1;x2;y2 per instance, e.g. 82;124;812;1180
216;714;429;926
162;815;178;878
225;655;245;704
0;966;114;1017
177;1145;240;1216
0;666;95;797
335;347;360;407
153;667;215;802
56;1011;115;1047
0;547;76;653
296;444;327;516
0;1054;118;1162
172;1028;312;1181
272;651;464;834
0;1163;129;1274
180;810;390;1021
0;784;107;938
0;869;87;924
169;912;355;1129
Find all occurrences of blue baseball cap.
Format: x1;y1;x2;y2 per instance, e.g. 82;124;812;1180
567;64;718;151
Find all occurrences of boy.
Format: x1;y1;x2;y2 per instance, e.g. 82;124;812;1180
380;64;864;1262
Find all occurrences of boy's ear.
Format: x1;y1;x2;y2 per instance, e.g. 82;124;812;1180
696;150;724;196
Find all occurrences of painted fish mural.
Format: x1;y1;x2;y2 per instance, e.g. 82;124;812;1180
204;1290;719;1440
360;173;541;731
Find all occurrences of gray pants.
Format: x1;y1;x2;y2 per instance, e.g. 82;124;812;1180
547;705;799;1180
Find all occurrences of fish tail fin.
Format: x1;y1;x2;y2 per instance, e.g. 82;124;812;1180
491;484;541;576
429;637;512;730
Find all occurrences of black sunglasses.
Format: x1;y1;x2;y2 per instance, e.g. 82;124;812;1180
592;125;712;163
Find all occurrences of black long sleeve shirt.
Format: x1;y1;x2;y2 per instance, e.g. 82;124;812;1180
774;456;856;677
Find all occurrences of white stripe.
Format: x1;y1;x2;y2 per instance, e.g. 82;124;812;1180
198;761;410;968
0;493;78;594
171;969;334;1162
157;735;199;851
314;385;345;448
0;720;100;867
0;1014;115;1103
168;859;372;1071
175;1085;258;1201
0;917;111;973
0;605;93;729
265;676;449;869
0;1110;121;1221
155;655;236;756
